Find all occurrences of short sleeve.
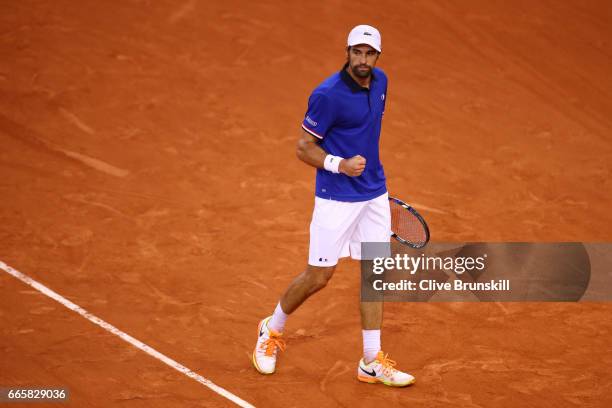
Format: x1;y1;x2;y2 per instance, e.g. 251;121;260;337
302;92;334;139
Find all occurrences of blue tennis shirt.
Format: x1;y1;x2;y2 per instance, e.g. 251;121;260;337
301;64;388;202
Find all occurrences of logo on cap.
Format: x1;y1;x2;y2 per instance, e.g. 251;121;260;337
364;32;372;36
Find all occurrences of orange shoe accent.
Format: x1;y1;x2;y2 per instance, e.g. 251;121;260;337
257;320;285;357
260;335;285;356
357;375;378;384
376;351;398;377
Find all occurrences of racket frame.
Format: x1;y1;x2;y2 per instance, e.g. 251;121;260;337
388;196;431;249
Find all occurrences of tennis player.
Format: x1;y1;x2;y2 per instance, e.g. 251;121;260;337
252;25;415;387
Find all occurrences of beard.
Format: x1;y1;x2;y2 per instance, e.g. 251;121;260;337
351;64;372;78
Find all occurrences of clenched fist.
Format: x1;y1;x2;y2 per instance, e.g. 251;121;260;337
339;155;366;177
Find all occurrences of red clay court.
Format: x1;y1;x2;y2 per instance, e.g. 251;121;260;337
1;1;611;407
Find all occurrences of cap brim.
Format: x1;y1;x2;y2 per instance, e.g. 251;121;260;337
348;40;381;52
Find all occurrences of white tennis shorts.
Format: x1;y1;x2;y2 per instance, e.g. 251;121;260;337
308;192;391;267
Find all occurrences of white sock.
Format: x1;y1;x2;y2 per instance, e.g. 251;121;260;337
268;302;288;333
362;329;381;363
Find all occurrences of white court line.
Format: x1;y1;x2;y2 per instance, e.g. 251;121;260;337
0;261;255;408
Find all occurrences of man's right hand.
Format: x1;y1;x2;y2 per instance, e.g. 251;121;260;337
339;155;366;177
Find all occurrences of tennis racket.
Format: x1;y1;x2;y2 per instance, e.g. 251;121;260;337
389;196;430;248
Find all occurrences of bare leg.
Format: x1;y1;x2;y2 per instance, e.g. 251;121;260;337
279;264;336;314
360;301;383;330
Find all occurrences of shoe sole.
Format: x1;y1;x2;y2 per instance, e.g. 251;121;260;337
357;375;415;387
252;317;274;375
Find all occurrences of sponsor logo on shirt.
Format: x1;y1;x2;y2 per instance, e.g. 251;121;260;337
305;115;318;127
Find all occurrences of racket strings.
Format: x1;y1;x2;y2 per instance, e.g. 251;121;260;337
390;201;428;247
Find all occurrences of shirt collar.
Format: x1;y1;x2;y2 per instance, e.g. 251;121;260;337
340;63;374;93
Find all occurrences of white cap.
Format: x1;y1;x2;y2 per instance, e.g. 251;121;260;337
347;24;382;52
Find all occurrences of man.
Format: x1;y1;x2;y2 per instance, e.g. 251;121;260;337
252;25;415;387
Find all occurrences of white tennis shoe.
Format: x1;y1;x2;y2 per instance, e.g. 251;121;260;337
252;316;285;374
357;351;415;387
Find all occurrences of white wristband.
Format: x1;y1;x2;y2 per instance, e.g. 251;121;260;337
324;154;344;174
